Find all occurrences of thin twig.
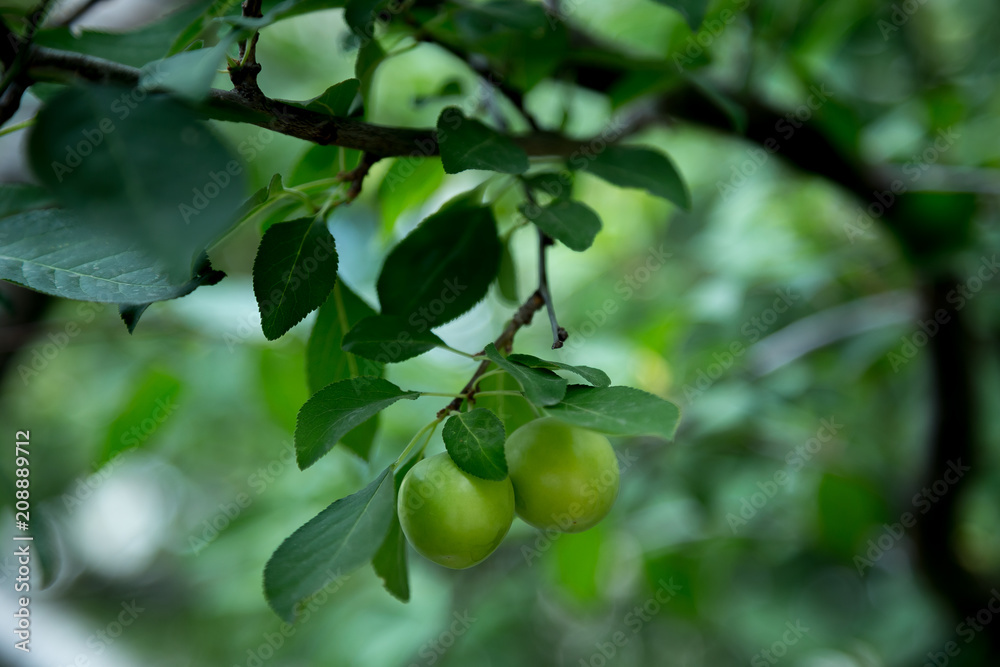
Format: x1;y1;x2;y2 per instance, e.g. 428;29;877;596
436;290;545;419
339;152;381;202
229;0;263;99
537;227;567;348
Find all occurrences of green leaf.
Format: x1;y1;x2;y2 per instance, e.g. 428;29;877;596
139;32;236;102
443;408;508;481
583;145;690;210
289;145;362;186
377;194;501;329
307;282;382;394
372;459;418;602
437;108;529;174
119;252;226;333
544;385;681;440
252;218;339;340
371;512;408;602
345;0;391;38
264;466;395;623
817;474;887;558
284;78;361;117
482;343;567;406
98;368;181;466
507;353;611;387
167;0;243;54
454;0;549;30
650;0;709;30
307;291;383;467
342;315;447;363
496;233;518;304
378;158;445;233
355;37;385;104
0;209;225;304
223;0;350;30
33;1;210;67
27;84;246;280
523;172;573;199
521;199;602;251
295;377;419;468
475;371;536;436
0;184;54;218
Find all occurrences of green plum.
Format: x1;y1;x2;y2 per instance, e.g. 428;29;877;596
398;452;514;569
505;417;619;532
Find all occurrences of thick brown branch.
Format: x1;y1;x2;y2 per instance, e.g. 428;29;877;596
24;46;592;159
436;290;546;419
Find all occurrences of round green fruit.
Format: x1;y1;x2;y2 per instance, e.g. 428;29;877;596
505;418;619;533
397;452;515;569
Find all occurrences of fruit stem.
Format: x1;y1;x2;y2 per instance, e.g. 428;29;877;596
395;418;442;466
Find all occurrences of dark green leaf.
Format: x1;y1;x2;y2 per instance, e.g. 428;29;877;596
475;371;536;435
284;78;361;117
264;466;395;622
507;353;611;387
119;252;226;333
0;209;225;304
342;315;447;363
378;158;445;233
252;218;339;340
437;108;529;174
99;368;181;466
583;145;690;210
371;512;408;602
139;33;236;102
482;343;567;406
371;458;417;602
289;145;362;186
0;184;54;218
521;199;602;251
345;0;390;38
307;282;382;393
295;377;419;468
650;0;709;30
377;194;501;329
544;385;681;440
523;172;573;199
443;408;508;481
223;0;350;30
34;2;210;67
355;36;385;103
496;234;518;304
28;84;246;280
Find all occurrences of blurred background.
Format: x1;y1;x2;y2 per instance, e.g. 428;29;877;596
2;0;1000;665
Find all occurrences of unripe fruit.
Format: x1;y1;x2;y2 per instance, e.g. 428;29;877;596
397;452;515;569
505;418;619;532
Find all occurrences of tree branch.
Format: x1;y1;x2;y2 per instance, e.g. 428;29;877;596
436;290;546;419
23;45;594;159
